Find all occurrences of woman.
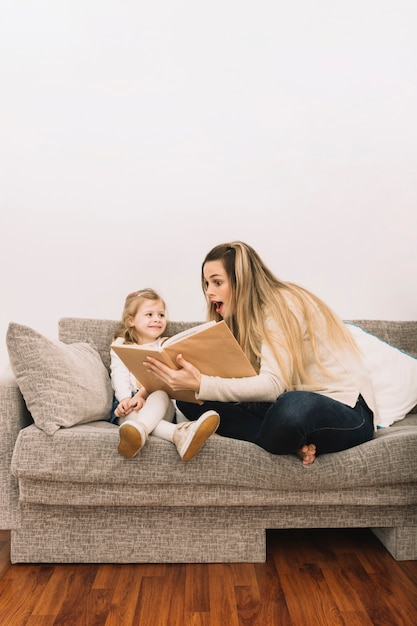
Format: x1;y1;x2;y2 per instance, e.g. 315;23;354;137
144;242;376;464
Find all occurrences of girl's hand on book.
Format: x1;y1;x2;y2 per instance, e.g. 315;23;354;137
144;354;201;393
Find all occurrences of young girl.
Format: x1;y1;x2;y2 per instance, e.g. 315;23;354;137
110;288;220;460
143;242;376;465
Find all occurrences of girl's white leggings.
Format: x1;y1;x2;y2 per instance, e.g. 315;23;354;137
117;389;176;441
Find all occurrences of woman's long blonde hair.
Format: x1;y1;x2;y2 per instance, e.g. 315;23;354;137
113;288;167;345
201;241;358;388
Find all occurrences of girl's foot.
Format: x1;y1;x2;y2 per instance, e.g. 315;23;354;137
118;421;148;458
173;411;220;461
297;443;316;465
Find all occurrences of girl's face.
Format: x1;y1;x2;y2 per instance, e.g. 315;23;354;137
203;260;233;318
128;299;167;344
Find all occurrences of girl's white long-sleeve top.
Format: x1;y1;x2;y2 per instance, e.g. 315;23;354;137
110;336;164;402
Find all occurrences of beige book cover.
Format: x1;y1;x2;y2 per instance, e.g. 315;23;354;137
111;320;256;403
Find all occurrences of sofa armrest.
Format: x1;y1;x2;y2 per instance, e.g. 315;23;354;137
0;366;33;528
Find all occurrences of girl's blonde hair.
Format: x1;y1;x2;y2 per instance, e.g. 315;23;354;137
201;241;358;388
114;288;167;345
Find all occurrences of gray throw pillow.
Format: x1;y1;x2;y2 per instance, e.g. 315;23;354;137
6;322;113;435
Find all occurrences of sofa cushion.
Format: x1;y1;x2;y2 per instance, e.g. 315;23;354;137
10;416;417;509
347;323;417;427
6;323;113;435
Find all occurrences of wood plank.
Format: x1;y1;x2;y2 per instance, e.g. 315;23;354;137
103;564;145;626
0;564;54;624
133;564;186;626
0;530;11;578
321;553;370;613
208;564;240;626
254;556;292;626
184;563;210;613
278;563;345;626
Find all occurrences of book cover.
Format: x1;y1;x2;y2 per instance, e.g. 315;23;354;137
111;321;256;403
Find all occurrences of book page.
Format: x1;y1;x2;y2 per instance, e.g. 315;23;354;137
164;321;256;377
163;320;216;347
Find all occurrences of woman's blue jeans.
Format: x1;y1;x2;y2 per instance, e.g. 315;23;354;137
177;391;374;456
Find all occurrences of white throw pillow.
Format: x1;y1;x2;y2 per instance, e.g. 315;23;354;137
346;322;417;427
6;322;113;435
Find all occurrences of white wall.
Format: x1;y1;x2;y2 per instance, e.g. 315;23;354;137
1;0;416;372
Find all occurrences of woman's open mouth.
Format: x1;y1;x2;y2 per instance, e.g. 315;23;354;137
212;301;223;315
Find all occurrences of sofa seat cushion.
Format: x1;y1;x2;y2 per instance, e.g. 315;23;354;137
11;416;417;508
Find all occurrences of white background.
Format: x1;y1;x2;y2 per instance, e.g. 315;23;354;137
1;0;416;373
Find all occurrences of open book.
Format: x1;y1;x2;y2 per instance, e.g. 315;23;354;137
111;320;257;403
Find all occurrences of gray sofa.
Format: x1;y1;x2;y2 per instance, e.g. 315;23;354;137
1;317;417;563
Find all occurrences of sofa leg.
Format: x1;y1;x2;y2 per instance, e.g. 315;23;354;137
371;527;417;561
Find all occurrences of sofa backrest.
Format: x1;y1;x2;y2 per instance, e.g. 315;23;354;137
59;317;417;372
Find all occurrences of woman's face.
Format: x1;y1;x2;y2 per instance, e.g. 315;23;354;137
203;260;233;318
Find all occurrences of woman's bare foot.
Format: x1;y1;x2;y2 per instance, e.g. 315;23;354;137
297;444;317;465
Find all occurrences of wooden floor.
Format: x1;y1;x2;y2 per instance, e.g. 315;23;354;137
1;528;417;625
